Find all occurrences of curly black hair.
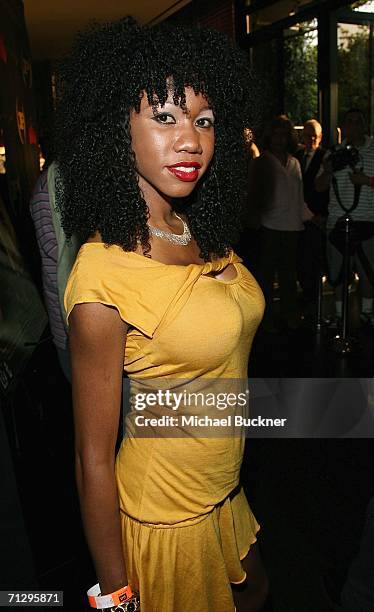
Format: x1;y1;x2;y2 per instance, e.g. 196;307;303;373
54;16;256;260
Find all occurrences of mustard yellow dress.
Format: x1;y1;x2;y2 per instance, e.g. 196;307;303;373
65;243;265;612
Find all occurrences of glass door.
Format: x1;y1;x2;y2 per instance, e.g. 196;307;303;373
337;1;374;135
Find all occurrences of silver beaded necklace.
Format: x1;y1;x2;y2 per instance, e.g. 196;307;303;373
148;213;191;246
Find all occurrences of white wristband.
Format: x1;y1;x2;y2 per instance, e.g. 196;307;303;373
87;583;134;609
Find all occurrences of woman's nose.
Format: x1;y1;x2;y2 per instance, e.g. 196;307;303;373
174;123;202;154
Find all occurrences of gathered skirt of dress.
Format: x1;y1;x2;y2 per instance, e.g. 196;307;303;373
119;485;260;612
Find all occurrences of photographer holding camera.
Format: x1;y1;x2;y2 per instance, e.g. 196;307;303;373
315;108;374;326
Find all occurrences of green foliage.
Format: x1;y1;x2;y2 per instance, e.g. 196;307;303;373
283;22;370;128
337;26;369;124
284;29;318;125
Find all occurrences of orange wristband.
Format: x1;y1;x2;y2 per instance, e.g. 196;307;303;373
87;583;134;609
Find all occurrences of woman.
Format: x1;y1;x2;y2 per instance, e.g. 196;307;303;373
253;115;306;331
55;17;267;612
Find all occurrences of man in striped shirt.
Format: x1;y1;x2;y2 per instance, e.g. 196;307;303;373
316;109;374;326
30;164;81;381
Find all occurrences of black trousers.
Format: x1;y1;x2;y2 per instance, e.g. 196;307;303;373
298;220;325;304
257;226;301;323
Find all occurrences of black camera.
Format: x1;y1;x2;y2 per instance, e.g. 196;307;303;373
329;144;360;172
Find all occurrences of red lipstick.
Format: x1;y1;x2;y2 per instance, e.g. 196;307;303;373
166;161;202;182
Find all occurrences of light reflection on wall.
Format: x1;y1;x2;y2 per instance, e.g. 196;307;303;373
353;1;374;12
0;146;5;175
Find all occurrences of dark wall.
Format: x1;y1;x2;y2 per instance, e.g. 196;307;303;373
33;60;54;165
0;0;40;281
167;0;236;40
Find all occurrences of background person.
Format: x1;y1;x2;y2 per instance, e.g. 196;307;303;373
340;495;374;611
253;115;307;331
315;108;374;327
295;119;329;318
237;127;261;272
29;162;81;381
244;127;260;161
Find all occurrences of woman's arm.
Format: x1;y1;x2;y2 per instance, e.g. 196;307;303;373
69;302;128;595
